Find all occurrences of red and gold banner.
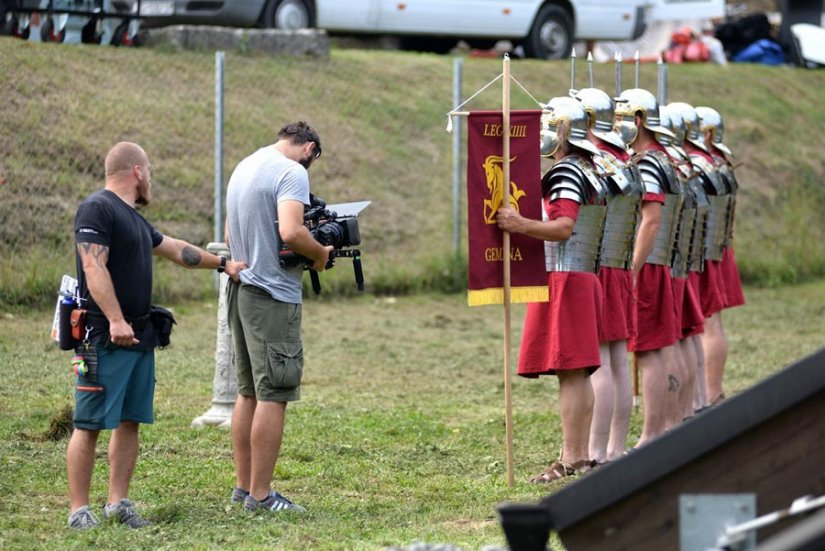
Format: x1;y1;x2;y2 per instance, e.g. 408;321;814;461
466;110;548;306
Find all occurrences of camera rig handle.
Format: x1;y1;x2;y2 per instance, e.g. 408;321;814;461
308;249;363;294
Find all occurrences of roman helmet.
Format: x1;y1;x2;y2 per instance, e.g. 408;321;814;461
540;96;600;157
573;87;627;150
695;106;733;156
656;106;676;148
661;104;687;147
613;88;675;146
666;102;709;152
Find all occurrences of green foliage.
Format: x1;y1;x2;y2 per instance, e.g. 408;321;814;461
2;41;825;308
1;282;824;549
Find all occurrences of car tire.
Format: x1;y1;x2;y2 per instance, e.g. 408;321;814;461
522;3;573;59
80;16;102;44
111;19;135;46
40;17;66;43
5;13;30;39
262;0;314;30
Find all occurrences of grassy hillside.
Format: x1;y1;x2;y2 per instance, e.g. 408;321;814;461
1;39;824;306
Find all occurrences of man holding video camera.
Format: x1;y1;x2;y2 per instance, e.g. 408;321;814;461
225;121;332;513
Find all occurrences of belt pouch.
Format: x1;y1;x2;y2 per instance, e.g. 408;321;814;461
70;309;87;342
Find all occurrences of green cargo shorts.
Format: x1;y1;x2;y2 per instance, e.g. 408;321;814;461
227;281;303;402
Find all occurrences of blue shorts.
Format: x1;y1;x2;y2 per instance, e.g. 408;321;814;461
73;344;155;431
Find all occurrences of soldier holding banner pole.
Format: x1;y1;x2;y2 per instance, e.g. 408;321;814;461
496;96;604;482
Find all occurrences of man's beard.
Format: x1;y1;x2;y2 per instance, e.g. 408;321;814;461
299;155;314;170
136;180;151;207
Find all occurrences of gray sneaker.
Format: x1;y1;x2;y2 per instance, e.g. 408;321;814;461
244;491;306;513
103;498;151;528
67;505;100;529
231;487;250;504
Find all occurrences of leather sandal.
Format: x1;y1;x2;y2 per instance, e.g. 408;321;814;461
528;459;596;484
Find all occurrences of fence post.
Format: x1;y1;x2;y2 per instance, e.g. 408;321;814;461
452;56;463;261
213;50;225;292
191;51;237;428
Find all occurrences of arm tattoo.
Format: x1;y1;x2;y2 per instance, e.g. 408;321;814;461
181;245;202;267
77;242;109;269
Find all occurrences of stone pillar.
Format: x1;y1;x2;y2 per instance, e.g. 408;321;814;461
191;242;237;428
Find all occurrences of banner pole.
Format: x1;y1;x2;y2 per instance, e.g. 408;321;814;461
501;53;515;487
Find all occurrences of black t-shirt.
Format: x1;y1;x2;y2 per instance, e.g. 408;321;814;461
74;189;164;324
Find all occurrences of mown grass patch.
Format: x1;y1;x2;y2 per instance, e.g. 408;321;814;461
1;281;824;549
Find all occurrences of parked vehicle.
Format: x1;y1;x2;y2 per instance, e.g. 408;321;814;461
139;0;650;59
2;0;140;44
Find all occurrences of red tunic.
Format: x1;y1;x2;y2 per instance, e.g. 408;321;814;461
720;247;746;308
517;199;603;377
595;141;635;344
630;262;677;352
598;267;635;343
629;191;678;353
683;272;705;337
671;276;687;340
699;260;726;318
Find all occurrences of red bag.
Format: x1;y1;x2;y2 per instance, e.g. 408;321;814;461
70;309;87;341
684;41;710;62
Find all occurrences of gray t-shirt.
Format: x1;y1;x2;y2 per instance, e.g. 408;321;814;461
226;146;310;303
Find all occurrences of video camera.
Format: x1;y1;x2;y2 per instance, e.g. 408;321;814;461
275;194;370;294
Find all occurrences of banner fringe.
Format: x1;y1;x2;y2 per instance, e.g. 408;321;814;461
467;286;549;307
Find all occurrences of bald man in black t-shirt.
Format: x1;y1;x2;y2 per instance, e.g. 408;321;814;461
66;142;246;529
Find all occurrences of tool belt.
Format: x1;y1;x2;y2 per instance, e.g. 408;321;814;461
78;307;175;349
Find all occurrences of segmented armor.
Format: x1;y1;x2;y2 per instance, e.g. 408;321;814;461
690;153;727;261
639;150;683;266
716;160;738;246
593;150;642;270
543;155;607;273
664;146;705;277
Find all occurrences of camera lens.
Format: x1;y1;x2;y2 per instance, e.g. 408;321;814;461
315;222;345;248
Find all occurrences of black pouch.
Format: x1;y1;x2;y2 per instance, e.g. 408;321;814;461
150;305;177;348
76;343;100;384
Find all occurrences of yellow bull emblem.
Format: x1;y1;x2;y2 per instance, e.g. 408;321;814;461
482;155;527;224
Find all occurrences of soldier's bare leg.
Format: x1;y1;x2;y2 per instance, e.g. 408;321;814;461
558;369;594;464
702;312;728;403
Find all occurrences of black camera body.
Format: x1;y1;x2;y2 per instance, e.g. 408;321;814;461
275;194;368;294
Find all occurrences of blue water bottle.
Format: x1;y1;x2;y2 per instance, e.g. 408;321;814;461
58;294;77;351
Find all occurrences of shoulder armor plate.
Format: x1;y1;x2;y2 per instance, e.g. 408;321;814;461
640;150;680;195
544;155;604;204
689;153;726;195
593;151;643;197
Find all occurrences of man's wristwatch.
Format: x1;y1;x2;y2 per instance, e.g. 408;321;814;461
217;256;227;273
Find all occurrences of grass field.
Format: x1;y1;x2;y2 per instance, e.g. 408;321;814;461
1;280;824;550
